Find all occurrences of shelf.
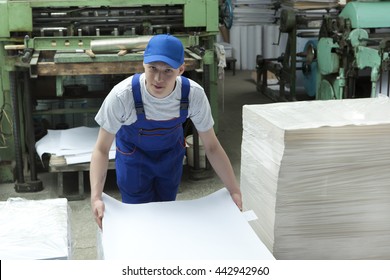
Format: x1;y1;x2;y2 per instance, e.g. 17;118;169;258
33;107;99;115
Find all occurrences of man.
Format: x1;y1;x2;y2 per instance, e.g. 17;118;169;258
90;34;241;229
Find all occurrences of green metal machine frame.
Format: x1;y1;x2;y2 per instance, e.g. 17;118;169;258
255;1;390;102
0;0;220;187
316;1;390;100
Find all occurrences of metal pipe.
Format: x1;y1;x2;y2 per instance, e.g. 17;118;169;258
10;72;43;192
9;72;24;184
90;36;153;53
23;72;38;181
193;129;200;170
202;64;211;170
387;70;390;96
40;27;67;36
191;64;211;171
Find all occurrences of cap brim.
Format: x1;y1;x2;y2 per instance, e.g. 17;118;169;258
144;55;182;69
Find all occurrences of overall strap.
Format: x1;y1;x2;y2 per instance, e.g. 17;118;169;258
180;76;190;118
131;73;146;120
133;74;190;120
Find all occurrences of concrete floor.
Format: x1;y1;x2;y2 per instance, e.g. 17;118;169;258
0;70;274;259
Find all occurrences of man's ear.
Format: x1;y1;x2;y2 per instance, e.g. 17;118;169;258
178;64;185;75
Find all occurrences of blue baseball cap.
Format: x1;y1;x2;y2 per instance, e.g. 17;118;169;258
143;34;184;69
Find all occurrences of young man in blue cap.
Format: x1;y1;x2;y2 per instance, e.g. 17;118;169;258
90;34;242;229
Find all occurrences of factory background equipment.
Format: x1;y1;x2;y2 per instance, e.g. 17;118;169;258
0;0;220;190
256;1;390;101
255;6;338;101
314;0;390;99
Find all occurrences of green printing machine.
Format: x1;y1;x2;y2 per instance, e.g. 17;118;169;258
0;0;220;188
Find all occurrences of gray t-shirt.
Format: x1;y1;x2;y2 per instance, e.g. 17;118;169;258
95;73;214;134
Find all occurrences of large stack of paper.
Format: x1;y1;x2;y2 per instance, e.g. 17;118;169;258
241;97;390;259
0;197;71;259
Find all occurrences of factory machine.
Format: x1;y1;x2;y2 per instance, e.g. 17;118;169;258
256;1;390;101
0;0;220;191
314;0;390;99
256;6;337;101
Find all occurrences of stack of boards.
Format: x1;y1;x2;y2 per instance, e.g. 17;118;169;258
241;98;390;259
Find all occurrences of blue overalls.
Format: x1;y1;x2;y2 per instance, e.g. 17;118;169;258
115;74;190;204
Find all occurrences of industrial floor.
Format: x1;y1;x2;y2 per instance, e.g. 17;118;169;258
0;69;282;259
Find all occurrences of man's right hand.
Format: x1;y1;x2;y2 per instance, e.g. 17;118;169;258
91;199;105;230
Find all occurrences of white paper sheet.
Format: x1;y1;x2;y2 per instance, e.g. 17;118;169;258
100;188;275;260
35;126;116;165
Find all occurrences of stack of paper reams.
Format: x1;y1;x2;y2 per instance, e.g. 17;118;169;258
241;98;390;259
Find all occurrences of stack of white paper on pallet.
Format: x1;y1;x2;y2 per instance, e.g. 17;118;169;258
241;97;390;259
0;197;71;259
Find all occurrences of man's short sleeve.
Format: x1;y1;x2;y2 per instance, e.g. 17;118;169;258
95;77;137;134
188;84;214;132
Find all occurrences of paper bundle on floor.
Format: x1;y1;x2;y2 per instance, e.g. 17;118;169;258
241;97;390;259
0;197;71;259
99;188;275;260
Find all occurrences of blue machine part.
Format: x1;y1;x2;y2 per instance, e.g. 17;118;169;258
302;40;318;97
220;0;233;29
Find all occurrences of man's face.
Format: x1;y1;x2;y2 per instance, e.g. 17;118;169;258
143;62;184;98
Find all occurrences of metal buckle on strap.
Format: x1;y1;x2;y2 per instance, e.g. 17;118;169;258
180;100;189;110
135;105;144;114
